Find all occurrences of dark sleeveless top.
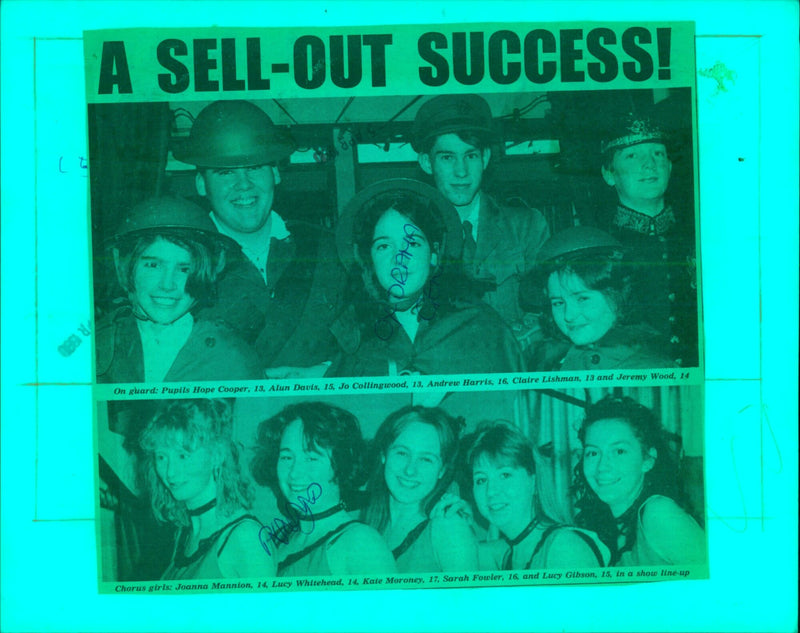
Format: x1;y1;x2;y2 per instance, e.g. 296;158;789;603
277;520;361;577
501;523;607;570
162;514;260;580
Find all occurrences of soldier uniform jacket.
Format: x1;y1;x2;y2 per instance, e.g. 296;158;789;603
609;204;699;367
197;220;347;369
95;307;261;383
328;301;524;377
463;195;550;326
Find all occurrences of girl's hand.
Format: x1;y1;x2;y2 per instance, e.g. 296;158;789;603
429;493;473;522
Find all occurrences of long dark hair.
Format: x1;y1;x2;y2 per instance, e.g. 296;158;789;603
363;406;465;533
346;192;484;334
573;395;683;563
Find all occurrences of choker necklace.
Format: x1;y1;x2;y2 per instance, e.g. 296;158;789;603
187;498;217;517
301;502;346;522
504;518;539;547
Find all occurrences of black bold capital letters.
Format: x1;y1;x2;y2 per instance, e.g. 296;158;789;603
157;39;190;93
98;41;133;94
418;32;449;86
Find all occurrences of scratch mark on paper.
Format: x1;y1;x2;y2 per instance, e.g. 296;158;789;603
707;402;782;532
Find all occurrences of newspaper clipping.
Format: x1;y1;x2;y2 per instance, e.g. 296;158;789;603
85;22;706;594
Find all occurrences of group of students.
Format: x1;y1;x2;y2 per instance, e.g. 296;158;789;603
137;395;705;581
95;94;697;384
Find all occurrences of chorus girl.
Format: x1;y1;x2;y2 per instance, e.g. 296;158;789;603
364;406;479;572
464;422;609;570
251;402;397;576
140;399;272;580
574;395;706;566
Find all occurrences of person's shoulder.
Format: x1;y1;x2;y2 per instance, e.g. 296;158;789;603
441;300;511;334
547;525;588;551
218;516;277;576
95;307;135;376
484;195;547;226
335;520;385;546
190;319;261;373
547;525;596;551
225;516;264;546
640;495;692;527
97;305;133;328
284;218;336;247
639;494;700;544
478;538;508;567
191;318;248;348
596;327;675;369
638;495;705;564
329;520;397;573
543;525;609;567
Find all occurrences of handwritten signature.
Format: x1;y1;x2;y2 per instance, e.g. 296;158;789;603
257;482;322;557
375;223;441;341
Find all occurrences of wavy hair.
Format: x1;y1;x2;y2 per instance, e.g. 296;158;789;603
251;402;367;510
139;399;253;527
363;406;465;533
573;395;683;563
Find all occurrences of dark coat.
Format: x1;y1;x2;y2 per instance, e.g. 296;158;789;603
197;220;347;368
608;204;699;367
329;302;524;377
464;195;550;325
95;308;261;383
527;324;676;372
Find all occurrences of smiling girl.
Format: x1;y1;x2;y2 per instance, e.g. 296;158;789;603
521;226;674;371
574;396;705;566
464;422;609;570
140;399;272;580
364;406;478;572
251;402;396;576
96;197;260;383
330;179;523;377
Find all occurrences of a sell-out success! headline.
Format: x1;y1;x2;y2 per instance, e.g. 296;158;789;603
87;23;694;100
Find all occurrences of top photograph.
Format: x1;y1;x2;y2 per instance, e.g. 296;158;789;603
86;25;702;384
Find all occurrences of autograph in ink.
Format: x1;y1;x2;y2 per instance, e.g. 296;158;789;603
375;222;441;341
257;482;322;557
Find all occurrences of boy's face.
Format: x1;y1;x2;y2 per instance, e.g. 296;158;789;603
602;142;672;210
196;165;280;234
419;133;490;209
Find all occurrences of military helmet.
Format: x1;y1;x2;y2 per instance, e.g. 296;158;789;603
336;178;463;269
537;226;624;264
411;94;496;153
173;100;296;168
110;196;237;251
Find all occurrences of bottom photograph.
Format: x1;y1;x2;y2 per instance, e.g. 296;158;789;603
96;385;707;592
